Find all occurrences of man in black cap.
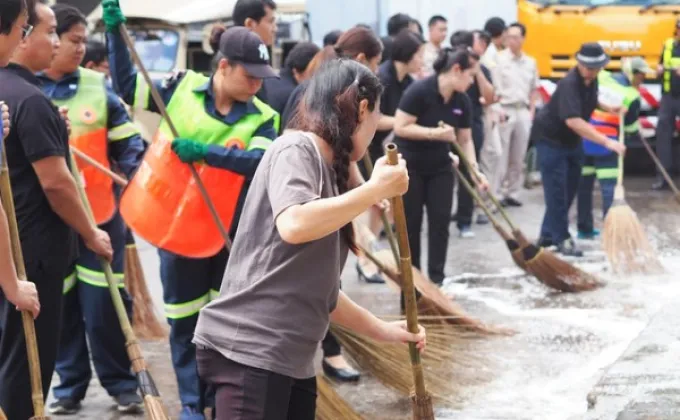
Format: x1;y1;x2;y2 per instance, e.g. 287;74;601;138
654;18;680;190
531;42;625;257
103;1;279;416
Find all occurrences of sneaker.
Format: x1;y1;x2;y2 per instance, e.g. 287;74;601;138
501;197;523;207
114;392;143;414
476;214;489;225
49;398;82;415
557;238;583;257
577;229;600;240
459;226;475;239
180;405;205;420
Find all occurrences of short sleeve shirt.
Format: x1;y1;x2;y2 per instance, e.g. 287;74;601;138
193;131;349;379
533;67;598;149
370;60;414;156
394;75;472;172
0;64;78;267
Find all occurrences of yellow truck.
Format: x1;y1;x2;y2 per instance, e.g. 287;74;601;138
518;0;680;141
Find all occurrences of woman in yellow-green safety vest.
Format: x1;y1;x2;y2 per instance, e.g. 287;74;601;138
103;1;279;418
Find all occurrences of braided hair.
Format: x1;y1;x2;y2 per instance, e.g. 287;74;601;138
288;59;383;252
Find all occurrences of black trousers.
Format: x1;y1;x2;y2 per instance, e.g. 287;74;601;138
197;347;317;420
0;259;73;420
456;119;485;227
403;168;455;285
656;94;680;177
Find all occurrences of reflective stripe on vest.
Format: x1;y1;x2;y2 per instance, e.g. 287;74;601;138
52;68;114;225
120;70;279;258
663;38;680;93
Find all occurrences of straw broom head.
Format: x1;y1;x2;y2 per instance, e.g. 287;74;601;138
124;238;168;340
513;230;603;293
367;249;513;335
316;376;364;420
330;322;495;408
602;198;664;275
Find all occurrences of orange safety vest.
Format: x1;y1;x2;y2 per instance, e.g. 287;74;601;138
52;68;114;225
120;70;278;258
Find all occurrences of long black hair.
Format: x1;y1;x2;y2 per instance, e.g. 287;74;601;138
288;59;383;251
433;46;477;74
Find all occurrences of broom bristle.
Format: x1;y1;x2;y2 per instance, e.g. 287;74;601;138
411;393;436;420
602;203;664;275
525;246;603;293
124;242;168;340
143;395;169;419
330;323;493;407
372;251;507;334
316;376;364;420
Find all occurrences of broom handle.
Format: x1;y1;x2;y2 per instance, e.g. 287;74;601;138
67;153;144;365
118;23;232;252
638;135;680;201
0;142;46;417
448;153;510;238
440;121;518;232
71;147;129;187
384;143;428;399
617;109;625;187
361;153;400;265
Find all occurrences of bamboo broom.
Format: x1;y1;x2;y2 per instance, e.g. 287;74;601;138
70;146;167;340
316;376;364;420
0;407;6;420
68;153;168;419
638;135;680;205
448;152;528;273
384;143;434;419
117;22;232;252
330;322;493;407
0;137;49;420
442;122;602;293
357;154;496;333
602;113;663;275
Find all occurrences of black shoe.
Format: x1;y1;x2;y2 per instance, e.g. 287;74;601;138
652;179;670;191
322;359;361;383
501;197;523;207
557;238;583;257
476;214;489;225
114;392;143;414
356;262;385;284
49;398;82;415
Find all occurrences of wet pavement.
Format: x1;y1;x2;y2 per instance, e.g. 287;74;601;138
46;176;680;420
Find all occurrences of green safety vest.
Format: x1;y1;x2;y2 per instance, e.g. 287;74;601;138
154;70;279;149
663;38;680;93
598;70;641;134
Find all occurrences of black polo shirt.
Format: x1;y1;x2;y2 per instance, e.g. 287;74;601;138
659;40;680;97
394;74;472;172
532;67;598;149
0;64;78;267
371;60;414;157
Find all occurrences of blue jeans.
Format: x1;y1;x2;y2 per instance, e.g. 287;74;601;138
538;141;584;245
577;153;618;233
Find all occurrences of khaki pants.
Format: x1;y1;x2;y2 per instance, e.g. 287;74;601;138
480;110;503;198
498;106;532;200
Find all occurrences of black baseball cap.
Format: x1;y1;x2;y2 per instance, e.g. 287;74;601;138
218;27;278;79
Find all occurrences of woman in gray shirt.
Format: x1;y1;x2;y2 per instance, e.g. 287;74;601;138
193;59;426;419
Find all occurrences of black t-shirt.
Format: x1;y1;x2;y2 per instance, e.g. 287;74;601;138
659;40;680;97
370;60;414;159
0;64;78;267
394;75;473;172
281;80;307;130
532;67;598;149
466;64;492;122
263;69;298;118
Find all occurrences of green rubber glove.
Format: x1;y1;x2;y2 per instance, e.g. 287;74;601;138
102;0;126;32
171;138;208;163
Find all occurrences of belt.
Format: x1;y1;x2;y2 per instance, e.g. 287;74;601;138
501;102;529;109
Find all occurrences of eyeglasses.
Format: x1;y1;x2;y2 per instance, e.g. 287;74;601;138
20;24;33;40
